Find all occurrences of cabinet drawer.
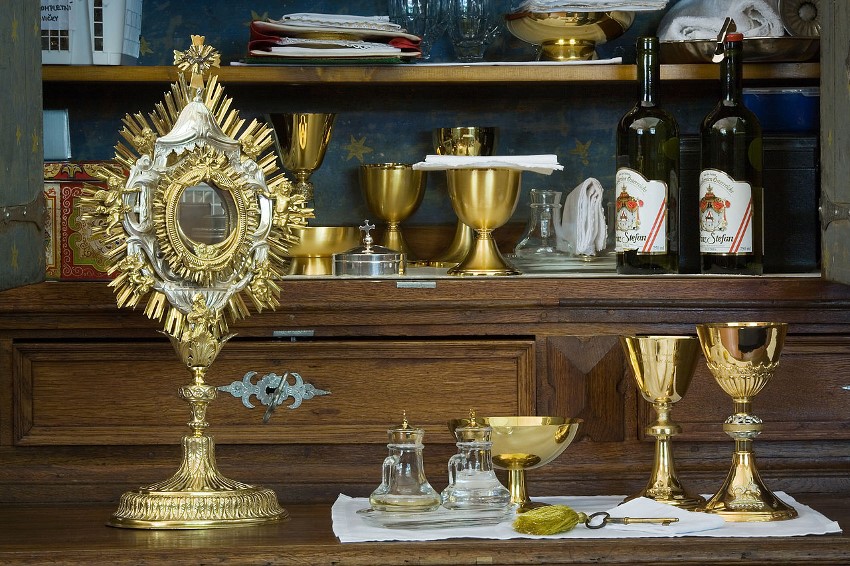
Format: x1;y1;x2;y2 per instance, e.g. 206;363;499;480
643;336;850;441
12;339;534;446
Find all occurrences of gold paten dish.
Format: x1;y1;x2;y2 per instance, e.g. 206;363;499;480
660;36;819;63
505;11;634;59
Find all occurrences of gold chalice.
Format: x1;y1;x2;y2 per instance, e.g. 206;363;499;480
695;322;797;522
456;416;582;513
505;11;635;61
359;163;426;258
285;226;360;276
621;335;705;510
446;168;522;276
430;126;499;268
268;112;335;204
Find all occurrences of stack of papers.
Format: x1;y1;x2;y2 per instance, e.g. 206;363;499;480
248;13;421;64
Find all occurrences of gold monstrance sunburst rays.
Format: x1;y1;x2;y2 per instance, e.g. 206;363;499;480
80;36;312;529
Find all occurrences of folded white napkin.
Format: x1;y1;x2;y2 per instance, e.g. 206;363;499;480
603;497;726;535
555;178;608;256
412;155;563;175
331;492;842;543
658;0;784;40
517;1;669;11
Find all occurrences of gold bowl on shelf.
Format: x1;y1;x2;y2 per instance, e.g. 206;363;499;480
285;225;361;275
449;416;582;512
505;11;635;60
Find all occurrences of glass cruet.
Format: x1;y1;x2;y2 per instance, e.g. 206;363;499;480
514;189;565;257
369;412;441;512
442;410;511;510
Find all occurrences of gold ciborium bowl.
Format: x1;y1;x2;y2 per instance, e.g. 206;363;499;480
446;168;522;276
285;225;360;276
448;416;582;512
430;126;499;269
505;11;635;60
695;321;797;522
359;163;426;258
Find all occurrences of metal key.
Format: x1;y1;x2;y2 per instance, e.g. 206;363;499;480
583;511;679;529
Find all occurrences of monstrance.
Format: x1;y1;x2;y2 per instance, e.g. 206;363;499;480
80;36;312;529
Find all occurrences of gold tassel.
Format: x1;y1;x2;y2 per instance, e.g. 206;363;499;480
512;505;585;535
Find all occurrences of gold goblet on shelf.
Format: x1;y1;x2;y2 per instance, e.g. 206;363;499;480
268;112;335;204
446;168;522;276
620;335;705;510
695;322;797;522
486;416;582;513
505;11;635;61
285;225;360;275
430;126;499;268
359;163;426;259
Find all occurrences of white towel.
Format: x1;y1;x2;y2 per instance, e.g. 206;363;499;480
555;178;607;256
412;155;563;175
658;0;784;40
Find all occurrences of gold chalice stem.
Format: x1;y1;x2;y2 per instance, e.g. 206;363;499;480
635;399;704;509
429;220;475;267
507;469;545;513
382;220;409;254
293;171;314;203
448;229;520;276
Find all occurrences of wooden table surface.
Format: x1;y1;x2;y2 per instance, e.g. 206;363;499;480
0;495;848;565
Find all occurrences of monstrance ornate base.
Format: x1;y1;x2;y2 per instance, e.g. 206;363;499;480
109;435;287;529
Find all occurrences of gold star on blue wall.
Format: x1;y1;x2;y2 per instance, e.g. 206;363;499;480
570;139;592;166
343;135;373;162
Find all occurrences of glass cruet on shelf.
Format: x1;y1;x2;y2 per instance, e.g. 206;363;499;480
514;189;565;257
442;409;511;510
369;412;441;512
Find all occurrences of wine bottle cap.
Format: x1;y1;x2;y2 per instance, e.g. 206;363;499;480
725;32;744;42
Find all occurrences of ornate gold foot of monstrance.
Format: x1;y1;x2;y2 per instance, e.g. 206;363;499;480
80;36;312;529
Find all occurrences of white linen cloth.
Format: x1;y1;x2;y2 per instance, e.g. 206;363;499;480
412;155;563;175
658;0;784;40
516;1;669;11
332;492;842;542
555;177;607;256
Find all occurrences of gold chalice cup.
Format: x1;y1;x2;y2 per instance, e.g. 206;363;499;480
285;226;360;275
268;112;335;203
359;163;426;258
484;416;582;513
430;127;498;268
446;168;522;276
621;335;704;510
695;322;797;522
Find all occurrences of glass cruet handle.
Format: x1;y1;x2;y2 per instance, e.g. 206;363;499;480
447;453;466;487
381;454;399;489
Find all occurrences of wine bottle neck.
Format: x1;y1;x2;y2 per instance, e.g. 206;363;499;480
637;38;660;106
721;38;743;104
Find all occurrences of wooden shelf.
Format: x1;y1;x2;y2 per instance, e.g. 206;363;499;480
41;62;820;85
0;497;848;565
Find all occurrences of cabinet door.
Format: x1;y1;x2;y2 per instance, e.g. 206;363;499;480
821;0;850;284
0;0;44;291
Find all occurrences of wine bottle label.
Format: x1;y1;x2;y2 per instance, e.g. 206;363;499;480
698;169;753;254
614;168;667;253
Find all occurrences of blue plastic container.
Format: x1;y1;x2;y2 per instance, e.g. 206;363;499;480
743;87;820;132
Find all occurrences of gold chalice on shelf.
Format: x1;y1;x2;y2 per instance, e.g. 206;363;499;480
430;126;499;268
359;163;426;258
446;168;522;276
268;112;335;204
620;335;705;510
285;225;360;276
695;322;797;522
483;416;582;512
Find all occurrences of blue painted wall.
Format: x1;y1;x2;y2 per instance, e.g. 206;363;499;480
50;0;730;227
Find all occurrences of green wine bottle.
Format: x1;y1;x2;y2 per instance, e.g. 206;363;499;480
615;36;680;274
699;32;764;275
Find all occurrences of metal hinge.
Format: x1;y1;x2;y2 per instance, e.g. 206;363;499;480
0;192;45;234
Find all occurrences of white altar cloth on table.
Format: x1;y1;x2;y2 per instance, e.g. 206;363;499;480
332;493;842;542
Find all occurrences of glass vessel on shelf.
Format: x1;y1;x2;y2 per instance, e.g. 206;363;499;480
514;189;565;258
